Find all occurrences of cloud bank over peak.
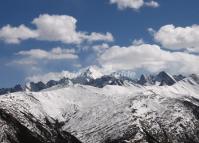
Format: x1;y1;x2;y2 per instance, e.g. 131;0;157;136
97;43;199;75
0;14;114;44
25;43;199;83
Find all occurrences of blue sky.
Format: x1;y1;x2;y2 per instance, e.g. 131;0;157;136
0;0;199;87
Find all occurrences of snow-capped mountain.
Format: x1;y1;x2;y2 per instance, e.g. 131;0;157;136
26;66;103;83
137;71;179;86
0;84;23;95
1;71;199;143
24;70;185;92
25;66;104;92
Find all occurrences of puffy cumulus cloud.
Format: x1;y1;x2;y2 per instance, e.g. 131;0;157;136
0;24;38;44
16;47;78;60
110;0;159;10
98;44;199;74
152;24;199;52
32;14;82;44
0;14;114;44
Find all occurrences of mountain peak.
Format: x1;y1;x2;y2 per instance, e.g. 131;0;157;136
156;71;176;86
137;71;177;86
138;74;148;85
80;66;103;79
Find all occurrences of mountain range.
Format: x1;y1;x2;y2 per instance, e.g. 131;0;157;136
0;68;199;143
0;68;188;94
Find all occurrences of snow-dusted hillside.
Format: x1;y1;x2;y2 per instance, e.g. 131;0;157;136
0;74;199;143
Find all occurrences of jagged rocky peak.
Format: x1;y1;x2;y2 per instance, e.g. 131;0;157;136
26;77;73;92
0;84;23;95
138;74;148;85
137;74;154;85
88;75;125;88
26;81;46;92
58;77;71;85
155;71;176;86
72;67;103;84
46;80;58;87
11;69;192;93
173;74;186;81
137;71;178;86
79;66;103;79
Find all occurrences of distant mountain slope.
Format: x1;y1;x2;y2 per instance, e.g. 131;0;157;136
0;84;23;95
0;69;189;94
0;74;199;142
24;70;187;92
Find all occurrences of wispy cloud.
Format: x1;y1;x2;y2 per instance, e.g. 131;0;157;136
110;0;159;10
7;47;80;78
16;47;78;60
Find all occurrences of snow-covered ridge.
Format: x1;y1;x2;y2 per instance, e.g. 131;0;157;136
1;75;199;142
25;70;189;92
26;66;103;83
0;69;193;94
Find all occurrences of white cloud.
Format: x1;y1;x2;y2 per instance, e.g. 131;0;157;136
32;14;82;44
110;0;159;10
0;14;114;44
11;60;37;65
152;24;199;52
98;44;199;74
26;70;77;83
148;27;156;34
17;47;78;60
6;58;42;74
83;32;114;43
24;43;199;82
92;43;110;55
26;65;102;83
73;63;82;68
145;1;159;8
8;47;80;76
0;24;38;44
110;0;144;10
132;38;145;45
